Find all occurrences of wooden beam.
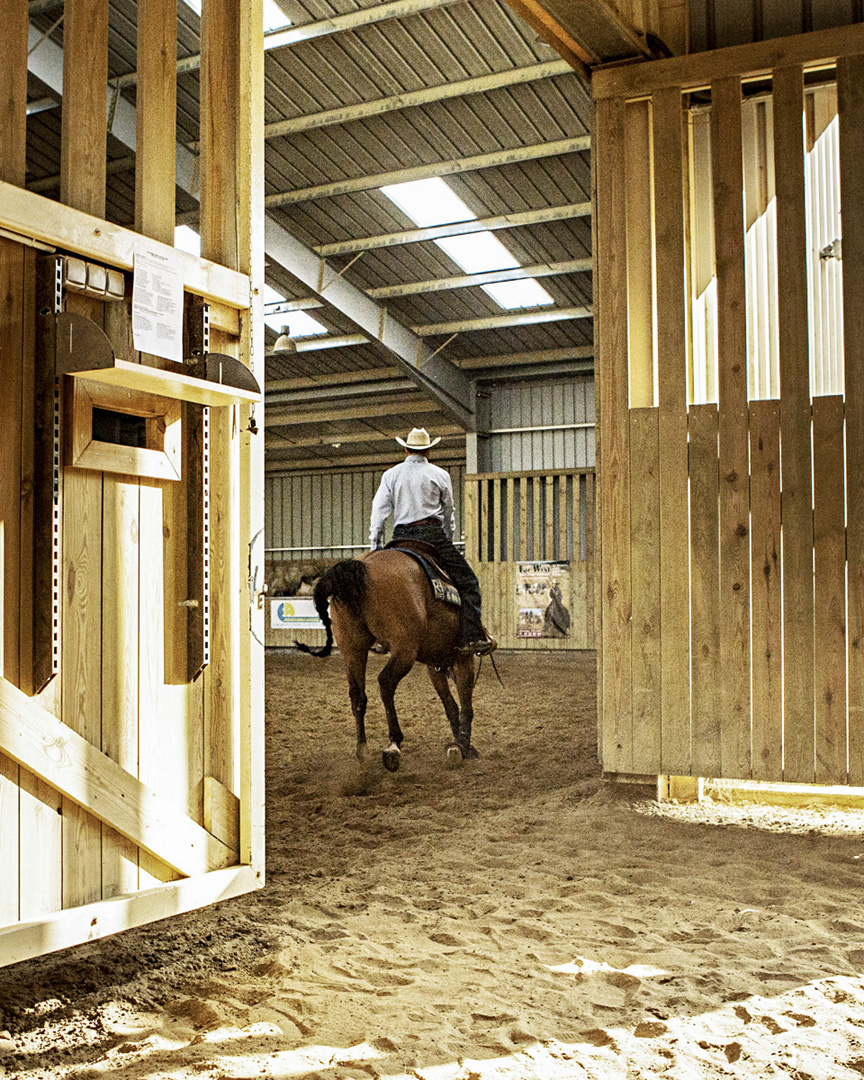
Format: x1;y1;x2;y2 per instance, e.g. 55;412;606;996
0;865;260;969
136;0;177;245
413;305;591;336
314;202;592;257
267;398;433;427
267;425;464;449
60;0;109;217
0;181;249;308
0;0;28;186
593;22;864;100
0;676;236;877
264;137;591;208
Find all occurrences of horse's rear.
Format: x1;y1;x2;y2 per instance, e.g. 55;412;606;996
300;552;478;771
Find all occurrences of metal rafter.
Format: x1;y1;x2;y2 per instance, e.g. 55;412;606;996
413;304;592;335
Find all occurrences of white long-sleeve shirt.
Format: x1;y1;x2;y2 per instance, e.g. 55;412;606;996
369;454;456;549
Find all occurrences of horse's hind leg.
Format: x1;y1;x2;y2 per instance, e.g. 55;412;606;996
448;655;479;764
427;665;460;741
378;652;413;771
344;650;369;761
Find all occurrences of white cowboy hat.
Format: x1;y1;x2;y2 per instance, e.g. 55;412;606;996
396;427;441;450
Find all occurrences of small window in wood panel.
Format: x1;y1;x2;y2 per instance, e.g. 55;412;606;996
65;377;181;481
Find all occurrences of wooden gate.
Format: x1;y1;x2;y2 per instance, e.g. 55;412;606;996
464;470;595;649
593;26;864;783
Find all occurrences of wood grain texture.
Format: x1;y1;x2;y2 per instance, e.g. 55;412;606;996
595;95;633;773
688;405;721;778
812;395;846;785
60;0;109;217
839;54;864;785
135;0;178;245
629;408;661;773
0;0;27;187
653;86;690;775
774;64;814;784
749;401;782;781
712;75;751;780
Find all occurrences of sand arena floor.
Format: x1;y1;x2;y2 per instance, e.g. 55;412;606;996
3;648;864;1079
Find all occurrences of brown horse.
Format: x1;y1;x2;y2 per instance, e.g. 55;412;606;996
295;550;479;772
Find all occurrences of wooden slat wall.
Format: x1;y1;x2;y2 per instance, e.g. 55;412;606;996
0;0;262;947
594;32;864;786
465;470;596;652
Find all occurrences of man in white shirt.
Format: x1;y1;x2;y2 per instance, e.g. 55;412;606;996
369;428;494;656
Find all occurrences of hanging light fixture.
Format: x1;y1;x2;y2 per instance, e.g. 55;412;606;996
271;325;296;354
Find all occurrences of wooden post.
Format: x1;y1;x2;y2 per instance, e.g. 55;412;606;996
61;0;109;217
839;54;864;786
712;76;751;780
0;0;28;187
136;0;178;245
774;64;814;784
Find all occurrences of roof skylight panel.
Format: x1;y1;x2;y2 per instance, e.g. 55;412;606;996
263;285;327;337
380;177;555;311
180;0;291;32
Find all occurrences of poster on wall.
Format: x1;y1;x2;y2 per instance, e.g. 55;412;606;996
270;597;324;630
516;562;572;639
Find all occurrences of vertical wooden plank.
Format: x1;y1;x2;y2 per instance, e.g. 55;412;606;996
812;395;846;785
518;477;528;561
595;95;632;772
626;99;656;408
572;472;582;563
532;476;541;561
60;0;109;217
464;478;478;564
774;64;814;784
629;409;661;773
60;410;103;909
100;479;139;896
0;240;24;683
689;404;722;777
839;54;864;786
557;474;567;562
545;476;554;561
480;477;489;564
135;0;178;245
653;86;690;774
18;246;35;695
749;400;782;781
493;477;503;564
0;0;28;187
585;471;596;648
712;75;751;780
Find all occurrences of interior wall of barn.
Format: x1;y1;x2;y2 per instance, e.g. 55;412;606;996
690;0;863;51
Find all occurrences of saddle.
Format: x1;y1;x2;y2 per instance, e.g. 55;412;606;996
384;539;461;608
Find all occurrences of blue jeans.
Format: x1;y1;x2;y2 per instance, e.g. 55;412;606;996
391;522;484;643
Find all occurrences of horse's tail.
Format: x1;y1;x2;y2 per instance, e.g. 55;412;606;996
294;559;369;658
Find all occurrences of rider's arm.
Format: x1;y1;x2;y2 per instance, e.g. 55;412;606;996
369;472;393;549
440;473;455;542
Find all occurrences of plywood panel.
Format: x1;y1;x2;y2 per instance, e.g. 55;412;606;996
774;64;814;784
712;75;751;780
812;395;846;785
749;400;782;781
629;408;661;773
688;404;721;778
839;54;864;786
596;96;633;772
653;86;690;775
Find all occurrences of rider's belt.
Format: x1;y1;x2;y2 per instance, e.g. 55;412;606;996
408;516;442;527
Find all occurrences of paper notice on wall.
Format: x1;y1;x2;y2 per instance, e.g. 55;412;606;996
132;245;184;363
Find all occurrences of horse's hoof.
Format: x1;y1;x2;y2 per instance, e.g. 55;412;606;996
382;747;401;772
462;744;480;761
445;743;463;768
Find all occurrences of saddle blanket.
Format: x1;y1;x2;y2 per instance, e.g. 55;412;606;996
386;546;462;608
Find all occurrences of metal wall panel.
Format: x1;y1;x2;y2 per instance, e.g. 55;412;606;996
266;464;467;558
488;377;595;472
